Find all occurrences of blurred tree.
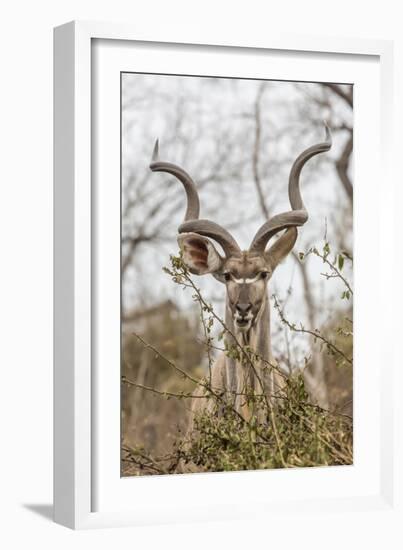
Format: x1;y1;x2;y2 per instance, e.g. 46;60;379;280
122;301;205;460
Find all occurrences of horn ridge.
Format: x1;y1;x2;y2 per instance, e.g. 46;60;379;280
249;123;332;253
179;219;241;258
249;210;308;254
149;140;200;221
288;122;332;210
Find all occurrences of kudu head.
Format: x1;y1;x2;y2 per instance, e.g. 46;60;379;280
150;125;332;333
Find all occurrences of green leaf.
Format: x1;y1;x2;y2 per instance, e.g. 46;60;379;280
338;254;344;271
341;290;351;300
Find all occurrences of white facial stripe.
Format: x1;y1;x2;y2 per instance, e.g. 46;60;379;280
233;275;260;284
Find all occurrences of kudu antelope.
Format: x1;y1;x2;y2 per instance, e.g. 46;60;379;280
150;124;332;427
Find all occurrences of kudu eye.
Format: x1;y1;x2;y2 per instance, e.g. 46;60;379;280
260;271;268;279
224;272;231;282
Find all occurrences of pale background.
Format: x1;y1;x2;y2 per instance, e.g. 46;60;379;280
0;1;402;549
121;73;354;458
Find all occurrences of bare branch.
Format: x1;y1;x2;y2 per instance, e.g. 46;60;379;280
322;83;353;108
122;377;208;399
273;295;352;365
252;83;270;220
335;132;353;203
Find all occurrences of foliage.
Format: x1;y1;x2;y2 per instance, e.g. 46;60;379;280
182;374;352;472
122;244;353;475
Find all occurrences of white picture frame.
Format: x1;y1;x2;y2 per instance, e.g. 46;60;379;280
54;20;398;530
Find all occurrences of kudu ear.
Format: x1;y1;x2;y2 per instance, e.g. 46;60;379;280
177;233;224;276
265;227;298;271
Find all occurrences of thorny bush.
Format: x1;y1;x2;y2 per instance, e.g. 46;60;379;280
122;242;353;475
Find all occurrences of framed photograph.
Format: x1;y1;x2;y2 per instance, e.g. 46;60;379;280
54;21;396;529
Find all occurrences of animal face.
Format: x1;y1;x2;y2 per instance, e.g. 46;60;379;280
178;227;297;332
222;253;271;331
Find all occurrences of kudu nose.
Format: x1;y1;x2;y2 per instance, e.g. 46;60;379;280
236;303;252;316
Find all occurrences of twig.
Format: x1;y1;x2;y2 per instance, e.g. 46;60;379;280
122;377;209;399
309;247;353;295
273;295;352;365
122;445;171;475
132;333;201;386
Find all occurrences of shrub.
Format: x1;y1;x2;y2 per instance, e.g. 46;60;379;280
123;245;353;475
